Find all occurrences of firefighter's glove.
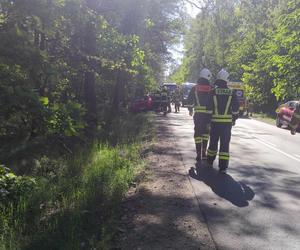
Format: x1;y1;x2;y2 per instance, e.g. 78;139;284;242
189;110;193;116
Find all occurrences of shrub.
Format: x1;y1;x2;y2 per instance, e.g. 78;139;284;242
0;165;36;204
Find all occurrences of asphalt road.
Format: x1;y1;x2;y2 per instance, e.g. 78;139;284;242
162;107;300;250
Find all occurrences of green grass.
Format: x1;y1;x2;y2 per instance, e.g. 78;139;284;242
1;144;144;250
250;113;276;126
0;113;153;250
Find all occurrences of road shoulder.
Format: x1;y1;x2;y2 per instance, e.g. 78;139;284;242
114;120;215;249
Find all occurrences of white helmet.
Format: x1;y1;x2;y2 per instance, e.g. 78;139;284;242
216;69;229;82
199;68;212;81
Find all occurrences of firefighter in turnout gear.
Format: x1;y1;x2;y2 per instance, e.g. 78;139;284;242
173;86;181;113
207;69;239;173
187;68;213;162
160;86;170;114
152;89;161;112
290;100;300;135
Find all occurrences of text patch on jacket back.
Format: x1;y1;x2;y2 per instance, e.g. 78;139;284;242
215;88;232;95
195;85;211;93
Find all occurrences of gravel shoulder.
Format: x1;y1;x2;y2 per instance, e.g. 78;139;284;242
115;118;216;250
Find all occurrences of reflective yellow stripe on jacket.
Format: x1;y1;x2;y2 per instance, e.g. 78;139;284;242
211;114;232;123
194;105;213;114
212;93;233;123
194;90;212;114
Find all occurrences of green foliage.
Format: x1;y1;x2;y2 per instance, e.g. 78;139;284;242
0;143;143;250
174;0;299;112
243;1;300;108
0;112;153;249
0;165;36;249
47;101;86;137
175;0;238;81
0;0;183;151
0;165;36;204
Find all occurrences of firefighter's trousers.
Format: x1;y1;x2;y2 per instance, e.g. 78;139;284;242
153;101;160;111
207;123;232;169
193;113;210;160
168;102;172;113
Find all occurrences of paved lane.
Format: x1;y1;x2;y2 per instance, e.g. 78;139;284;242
161;108;300;250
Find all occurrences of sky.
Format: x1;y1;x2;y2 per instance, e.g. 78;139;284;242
166;1;200;76
185;0;201;18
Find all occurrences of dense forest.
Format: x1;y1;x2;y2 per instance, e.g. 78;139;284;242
0;0;183;153
171;0;300;113
0;0;183;248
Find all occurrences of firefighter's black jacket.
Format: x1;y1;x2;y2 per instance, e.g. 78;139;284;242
211;80;239;123
187;79;213;115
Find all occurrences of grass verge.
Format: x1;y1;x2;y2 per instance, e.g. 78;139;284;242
250;113;276;126
0;112;154;250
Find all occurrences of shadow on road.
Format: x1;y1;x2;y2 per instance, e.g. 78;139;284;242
189;164;255;207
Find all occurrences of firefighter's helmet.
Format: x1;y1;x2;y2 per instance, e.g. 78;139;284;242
199;68;212;81
216;69;229;82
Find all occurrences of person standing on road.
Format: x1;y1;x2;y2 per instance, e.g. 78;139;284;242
187;68;213;162
207;69;239;173
161;86;170;114
152;88;162;112
173;85;181;113
247;99;254;117
290;100;300;135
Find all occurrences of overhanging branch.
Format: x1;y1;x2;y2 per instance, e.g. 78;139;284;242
184;0;202;10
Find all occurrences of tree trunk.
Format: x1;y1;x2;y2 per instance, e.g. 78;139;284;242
83;22;98;131
112;71;121;114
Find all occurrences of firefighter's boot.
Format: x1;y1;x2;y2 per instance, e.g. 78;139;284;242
207;149;217;168
202;140;208;161
206;160;213;168
196;144;202;162
202;150;207;162
219;169;227;174
219;152;229;173
202;138;208;163
219;161;228;173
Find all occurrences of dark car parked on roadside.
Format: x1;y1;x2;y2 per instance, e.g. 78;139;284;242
181;82;196;106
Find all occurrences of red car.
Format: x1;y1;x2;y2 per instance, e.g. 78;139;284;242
130;95;153;113
276;101;300;130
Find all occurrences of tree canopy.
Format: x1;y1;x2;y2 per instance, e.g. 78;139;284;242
0;0;184;159
171;0;300;113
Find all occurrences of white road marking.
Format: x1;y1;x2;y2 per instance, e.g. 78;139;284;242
256;138;277;147
234;130;277;148
255;139;300;163
294;155;300;160
235;122;300;163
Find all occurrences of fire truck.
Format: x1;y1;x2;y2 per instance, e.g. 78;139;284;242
227;81;248;116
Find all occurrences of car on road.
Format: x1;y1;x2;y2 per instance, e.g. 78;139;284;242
162;83;178;94
228;81;248;116
276;101;300;130
181;82;196;106
130;95;153;113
